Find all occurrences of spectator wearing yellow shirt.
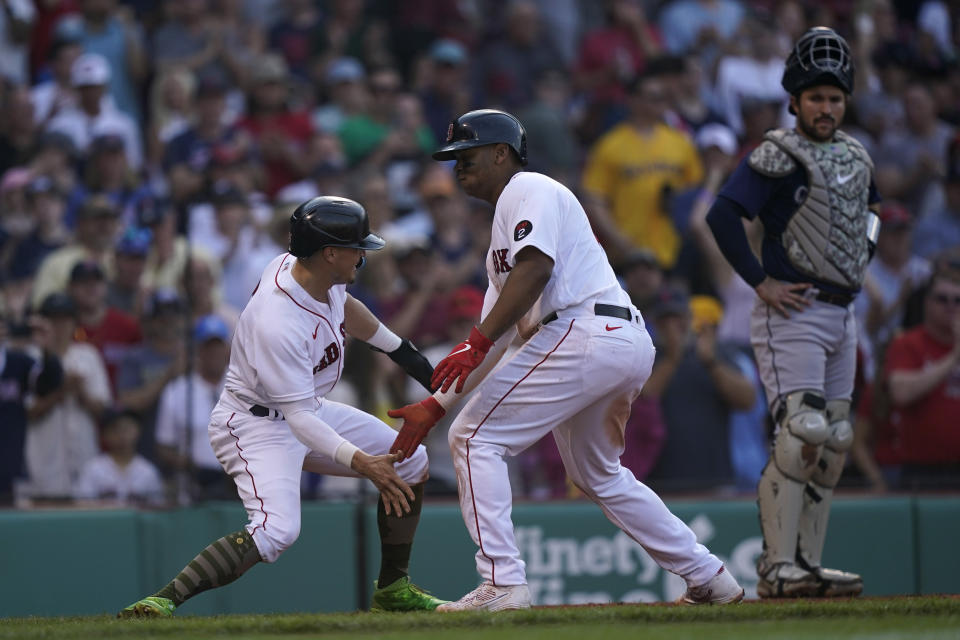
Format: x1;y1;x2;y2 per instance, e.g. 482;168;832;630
582;61;703;268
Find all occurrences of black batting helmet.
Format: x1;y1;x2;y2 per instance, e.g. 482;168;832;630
432;109;528;165
288;196;385;258
782;27;854;98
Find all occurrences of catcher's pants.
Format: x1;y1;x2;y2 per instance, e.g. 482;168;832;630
448;311;722;587
210;394;428;563
749;296;857;408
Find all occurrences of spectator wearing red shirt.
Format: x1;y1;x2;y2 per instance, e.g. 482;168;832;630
236;54;316;197
850;381;902;493
67;260;141;391
884;268;960;489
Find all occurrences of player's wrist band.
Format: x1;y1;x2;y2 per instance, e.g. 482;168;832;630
334;441;360;467
432;388;457;412
367;323;403;353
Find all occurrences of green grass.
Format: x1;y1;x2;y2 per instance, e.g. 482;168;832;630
4;596;958;640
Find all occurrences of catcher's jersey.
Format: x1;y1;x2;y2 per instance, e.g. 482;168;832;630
485;171;630;328
224;253;346;408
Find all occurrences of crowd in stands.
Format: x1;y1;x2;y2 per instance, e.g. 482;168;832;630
1;0;959;507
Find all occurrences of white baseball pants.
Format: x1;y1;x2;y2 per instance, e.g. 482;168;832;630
209;395;428;563
448;313;722;587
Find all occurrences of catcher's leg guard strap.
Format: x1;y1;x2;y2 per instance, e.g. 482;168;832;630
772;390;830;483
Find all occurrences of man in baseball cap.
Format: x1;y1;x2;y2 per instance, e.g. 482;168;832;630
46;53;143;169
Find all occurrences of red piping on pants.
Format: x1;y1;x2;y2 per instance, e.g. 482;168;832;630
464;319;575;585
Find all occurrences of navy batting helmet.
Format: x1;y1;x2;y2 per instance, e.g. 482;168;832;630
288;196;385;258
782;27;854;98
432;109;528;165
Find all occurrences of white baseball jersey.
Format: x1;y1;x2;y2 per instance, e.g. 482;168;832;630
224;253;346;408
208;252;428;564
486;172;631;325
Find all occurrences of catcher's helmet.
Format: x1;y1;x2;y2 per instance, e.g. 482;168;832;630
288;196;385;258
782;27;854;97
432;109;528;165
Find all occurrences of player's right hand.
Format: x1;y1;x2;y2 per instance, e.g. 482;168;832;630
755;277;812;318
350;451;415;516
431;326;494;393
387;397;446;461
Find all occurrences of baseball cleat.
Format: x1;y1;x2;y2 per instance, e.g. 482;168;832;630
676;565;745;605
370;576;449;611
436;581;531;612
756;561;819;598
810;566;863;597
117;596;176;618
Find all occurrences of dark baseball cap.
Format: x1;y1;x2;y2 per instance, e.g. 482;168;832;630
69;260;106;282
90;132;125;154
99;406;140;431
143;288;185;318
39;292;76;317
136;197;171;227
651;284;690;318
211;184;248;208
37;131;78;158
879;202;913;229
115;226;152;256
196;70;231;97
614;248;660;275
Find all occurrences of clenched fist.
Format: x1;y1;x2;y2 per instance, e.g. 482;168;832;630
388;397;446;461
431;326;494;393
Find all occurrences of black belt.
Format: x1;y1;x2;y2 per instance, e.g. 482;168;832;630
815;291;854;307
542;303;634;326
250;404;282;419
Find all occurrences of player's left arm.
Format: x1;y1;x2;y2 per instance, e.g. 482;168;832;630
477;246;553;342
344;293;434;392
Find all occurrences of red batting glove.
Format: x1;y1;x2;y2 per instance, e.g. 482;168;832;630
387;397;446;460
430;326;494;393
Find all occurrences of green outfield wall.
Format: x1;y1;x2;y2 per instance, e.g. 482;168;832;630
1;496;956;617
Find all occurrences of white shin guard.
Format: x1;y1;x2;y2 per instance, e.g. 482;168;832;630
758;391;829;566
797;400;853;570
757;459;807;566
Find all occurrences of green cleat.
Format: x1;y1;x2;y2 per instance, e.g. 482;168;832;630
117;596;176;619
370;576;449;611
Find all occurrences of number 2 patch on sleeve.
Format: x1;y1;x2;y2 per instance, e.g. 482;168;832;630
514;220;533;241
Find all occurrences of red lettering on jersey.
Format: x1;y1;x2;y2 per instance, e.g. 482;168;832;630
492;248;511;274
340;322;346;339
313;342;341;374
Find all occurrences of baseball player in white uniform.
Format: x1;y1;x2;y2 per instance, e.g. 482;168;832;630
119;196;448;617
387;110;744;611
706;28;877;597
